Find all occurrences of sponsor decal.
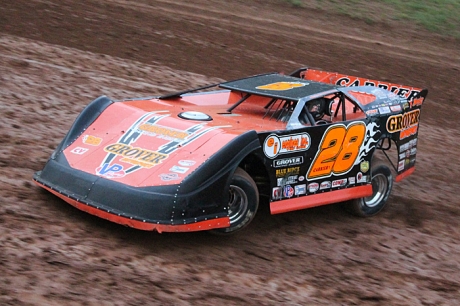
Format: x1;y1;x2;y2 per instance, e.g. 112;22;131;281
272;187;282;200
273;156;303;168
283;185;294;198
378;106;391;114
399;142;409;153
399;139;418;153
320;181;331;190
409;97;424;108
366;109;379;116
410;147;417;155
96;163;126;178
348;177;356;185
138;123;189;141
277;175;298;186
277;178;283;187
390;105;402;112
83;135;102;146
398;160;405;171
295;184;307;195
400;127;418;139
178;160;196;167
332;179;347;188
356;172;367;183
298;176;305;182
308;183;319;193
386;109;420;140
105;143;168;169
169;165;189;174
360;161;369;173
70;147;88;155
256;82;307;91
159;173;180;181
264;133;311;158
276;167;300;178
335;76;420;101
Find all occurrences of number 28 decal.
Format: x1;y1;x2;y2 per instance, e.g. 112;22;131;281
307;122;366;179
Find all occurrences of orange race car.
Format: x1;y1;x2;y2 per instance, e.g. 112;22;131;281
34;67;427;234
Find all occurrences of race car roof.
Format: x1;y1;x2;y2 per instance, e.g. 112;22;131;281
219;73;338;101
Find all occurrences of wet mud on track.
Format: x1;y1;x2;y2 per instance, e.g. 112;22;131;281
0;0;459;305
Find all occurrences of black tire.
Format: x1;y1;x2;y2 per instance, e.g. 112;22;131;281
348;161;393;217
211;167;259;234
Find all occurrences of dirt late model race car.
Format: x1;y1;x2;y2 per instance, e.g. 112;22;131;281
34;67;427;234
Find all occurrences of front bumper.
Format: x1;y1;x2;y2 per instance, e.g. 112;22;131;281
33;156;230;232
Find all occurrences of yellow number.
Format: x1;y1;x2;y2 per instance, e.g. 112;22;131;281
307;126;346;178
256;82;306;91
333;123;366;174
308;122;366;179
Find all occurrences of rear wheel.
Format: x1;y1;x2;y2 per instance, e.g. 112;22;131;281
211;168;259;234
348;161;393;217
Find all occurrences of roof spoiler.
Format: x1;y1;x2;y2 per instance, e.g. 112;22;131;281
289;67;427;102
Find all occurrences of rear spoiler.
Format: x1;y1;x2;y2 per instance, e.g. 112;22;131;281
289;67;428;104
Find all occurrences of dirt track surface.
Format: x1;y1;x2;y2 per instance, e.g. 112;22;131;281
1;1;460;305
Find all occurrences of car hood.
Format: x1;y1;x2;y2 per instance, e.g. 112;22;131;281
63;100;242;187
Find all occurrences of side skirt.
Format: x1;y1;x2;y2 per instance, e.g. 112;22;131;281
270;185;373;215
395;167;415;182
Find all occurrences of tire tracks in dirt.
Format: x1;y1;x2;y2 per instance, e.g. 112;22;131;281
106;0;459;69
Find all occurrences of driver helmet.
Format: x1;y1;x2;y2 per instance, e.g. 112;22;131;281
308;98;326;120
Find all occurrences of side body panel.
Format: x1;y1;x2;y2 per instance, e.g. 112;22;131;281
258;118;382;214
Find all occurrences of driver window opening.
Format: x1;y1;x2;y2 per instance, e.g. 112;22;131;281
300;94;366;126
300;97;335;126
263;99;297;123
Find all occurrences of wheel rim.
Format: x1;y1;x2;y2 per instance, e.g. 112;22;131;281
364;173;388;207
228;185;248;224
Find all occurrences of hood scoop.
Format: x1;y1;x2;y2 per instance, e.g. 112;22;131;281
178;111;212;121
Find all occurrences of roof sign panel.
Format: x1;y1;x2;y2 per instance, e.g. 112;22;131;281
220;73;338;101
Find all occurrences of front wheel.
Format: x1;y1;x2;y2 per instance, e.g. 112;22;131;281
348;161;393;217
211;168;259;234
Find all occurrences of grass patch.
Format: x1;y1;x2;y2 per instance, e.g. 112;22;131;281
283;0;460;38
380;0;459;35
286;0;303;7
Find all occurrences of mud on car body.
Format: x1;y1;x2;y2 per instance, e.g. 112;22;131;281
34;67;427;233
